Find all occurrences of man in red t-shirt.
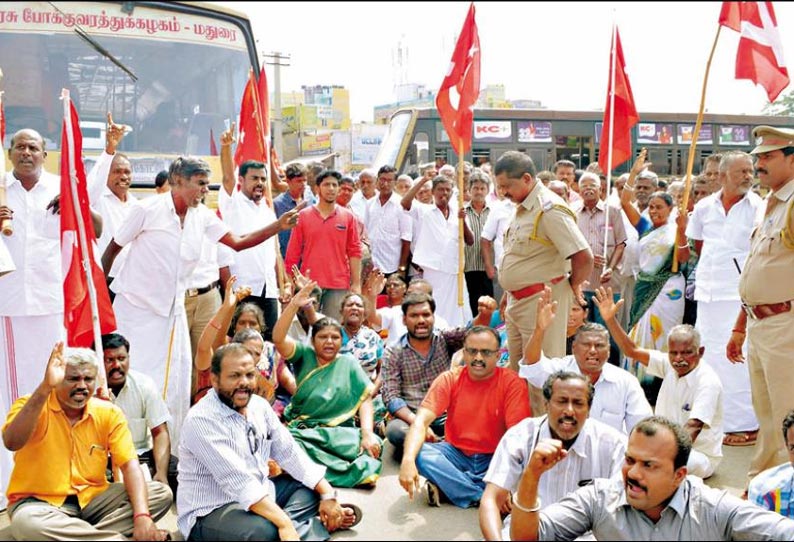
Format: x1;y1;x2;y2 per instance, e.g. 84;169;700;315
398;326;531;508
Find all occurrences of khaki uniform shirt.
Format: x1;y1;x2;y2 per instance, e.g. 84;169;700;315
739;179;794;305
499;182;590;292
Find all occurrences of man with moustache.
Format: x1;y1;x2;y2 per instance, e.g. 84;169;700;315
509;416;794;541
479;371;627;540
349;168;377;220
102;333;178;496
398;326;530;509
3;343;172;540
494;151;592;417
727;126;794;493
686;151;762;447
363;165;411;276
596;290;723;479
177;343;360;541
380;293;497;454
519;288;652;435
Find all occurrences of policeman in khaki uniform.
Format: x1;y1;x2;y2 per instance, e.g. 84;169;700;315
728;125;794;488
494;151;593;414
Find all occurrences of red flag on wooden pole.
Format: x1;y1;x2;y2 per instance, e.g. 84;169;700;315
234;67;269;168
719;1;790;101
436;2;480;155
598;25;639;174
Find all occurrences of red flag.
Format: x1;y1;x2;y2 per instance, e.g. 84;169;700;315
436;2;480;154
60;97;116;347
209;127;218;156
719;1;790;102
234;67;269;168
598;26;639;174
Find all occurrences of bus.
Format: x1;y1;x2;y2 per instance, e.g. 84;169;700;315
0;1;259;193
373;107;792;177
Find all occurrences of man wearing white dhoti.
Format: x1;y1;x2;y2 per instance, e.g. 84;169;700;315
401;175;474;328
102;156;300;452
686;151;762;446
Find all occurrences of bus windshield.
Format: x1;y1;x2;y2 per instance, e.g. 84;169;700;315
373;109;414;171
1;1;255;185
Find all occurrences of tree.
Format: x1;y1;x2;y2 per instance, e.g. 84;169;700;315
762;89;794;116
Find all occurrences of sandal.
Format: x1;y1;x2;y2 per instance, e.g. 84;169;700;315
723;431;758;447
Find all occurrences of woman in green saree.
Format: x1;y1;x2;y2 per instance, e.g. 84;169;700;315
273;281;383;488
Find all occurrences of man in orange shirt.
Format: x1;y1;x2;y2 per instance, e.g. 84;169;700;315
397;326;530;508
2;342;172;540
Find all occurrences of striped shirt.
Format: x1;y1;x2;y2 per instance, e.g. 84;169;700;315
576;200;627;290
464;203;491;272
749;462;794;518
177;389;325;538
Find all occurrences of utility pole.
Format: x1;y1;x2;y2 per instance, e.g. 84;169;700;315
263;51;290;160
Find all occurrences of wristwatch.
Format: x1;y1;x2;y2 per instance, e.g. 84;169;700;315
398;266;407;272
320;490;338;501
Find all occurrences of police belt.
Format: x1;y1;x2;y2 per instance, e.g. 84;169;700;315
742;300;792;320
510;275;567;301
185;281;219;298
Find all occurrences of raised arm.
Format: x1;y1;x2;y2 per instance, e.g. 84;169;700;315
195;276;252;371
472;296;498;327
523;287;557;365
273;281;317;359
619;149;648;228
401;176;430;211
219;122;236;197
593;287;650;365
3;343;65;451
362;268;386;329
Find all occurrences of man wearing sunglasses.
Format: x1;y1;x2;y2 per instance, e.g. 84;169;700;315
397;326;530;509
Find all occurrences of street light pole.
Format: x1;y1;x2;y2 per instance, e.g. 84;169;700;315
263;51;290;160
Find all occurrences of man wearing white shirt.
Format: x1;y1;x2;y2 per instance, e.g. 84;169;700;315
220;134;285;341
0;129;65;506
519;289;652;434
479;371;627;540
597;291;724;479
686;151;761;445
102;156;301;450
349;168;377;220
363;165;411;275
401;175;474;328
481;192;514;304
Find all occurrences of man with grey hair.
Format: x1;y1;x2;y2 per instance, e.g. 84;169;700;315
349;168;377;220
3;342;172;540
595;289;724;479
634;170;659;215
687;151;762;447
102;156;302;449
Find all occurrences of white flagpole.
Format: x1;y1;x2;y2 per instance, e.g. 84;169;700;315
602;22;618;269
62;89;108;395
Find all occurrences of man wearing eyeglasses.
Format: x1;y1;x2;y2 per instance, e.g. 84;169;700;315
177;343;361;541
397;326;530;509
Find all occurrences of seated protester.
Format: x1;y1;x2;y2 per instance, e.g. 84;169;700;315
177;343;362;541
4;343;171;540
595;287;723;479
102;333;179;498
749;410;794;518
339;292;387;431
380;292;497;455
363;271;451;347
273;282;383;488
480;371;627;540
510;416;794;541
566;301;588;355
194;277;296;410
520;288;652;435
398;326;530;509
231;328;295;417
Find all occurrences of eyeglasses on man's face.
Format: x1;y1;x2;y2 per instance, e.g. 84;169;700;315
463;347;498;358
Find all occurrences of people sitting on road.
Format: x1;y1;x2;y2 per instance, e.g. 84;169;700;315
398;326;530;509
177;343;362;541
519;288;652;435
509;416;794;541
272;282;383;488
480;370;627;540
749;410;794;518
101;332;179;498
380;292;497;456
4;343;172;540
595;287;723;479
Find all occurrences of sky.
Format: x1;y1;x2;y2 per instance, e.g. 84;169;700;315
219;1;794;123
